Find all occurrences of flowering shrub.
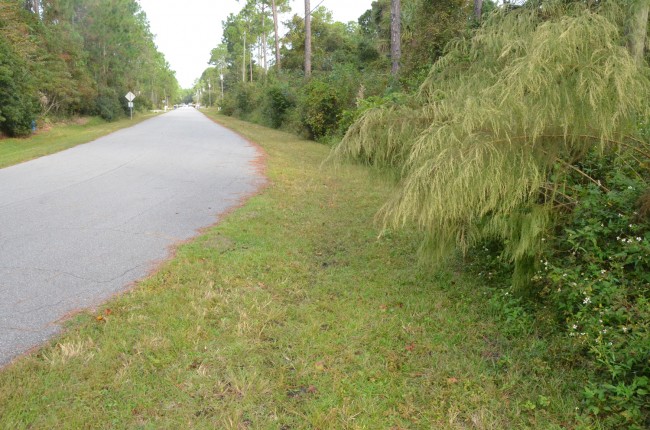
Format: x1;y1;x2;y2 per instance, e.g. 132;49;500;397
534;163;650;428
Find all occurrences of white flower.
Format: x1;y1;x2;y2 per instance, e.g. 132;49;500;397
601;269;607;274
583;297;591;305
622;327;628;333
637;237;642;242
572;324;578;330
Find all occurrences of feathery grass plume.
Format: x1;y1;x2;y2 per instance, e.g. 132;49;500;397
332;0;650;291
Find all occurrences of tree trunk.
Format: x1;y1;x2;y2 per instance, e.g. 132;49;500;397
272;0;281;70
262;3;267;73
474;0;483;23
627;0;649;64
390;0;401;76
243;31;247;82
305;0;311;77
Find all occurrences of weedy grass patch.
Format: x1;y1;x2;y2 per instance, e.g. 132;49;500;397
0;111;593;429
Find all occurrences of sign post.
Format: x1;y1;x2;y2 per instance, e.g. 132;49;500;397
125;91;136;119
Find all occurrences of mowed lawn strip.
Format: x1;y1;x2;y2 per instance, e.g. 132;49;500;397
0;112;587;429
0;114;158;169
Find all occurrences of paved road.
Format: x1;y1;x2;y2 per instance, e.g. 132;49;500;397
0;108;263;366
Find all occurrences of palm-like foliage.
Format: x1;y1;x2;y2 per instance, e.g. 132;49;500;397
332;1;650;288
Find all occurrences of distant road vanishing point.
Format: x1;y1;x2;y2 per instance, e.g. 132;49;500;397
0;108;264;366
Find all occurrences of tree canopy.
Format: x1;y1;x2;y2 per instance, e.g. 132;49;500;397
0;0;178;135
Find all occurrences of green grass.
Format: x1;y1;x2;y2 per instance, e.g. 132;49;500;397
0;113;158;169
0;111;590;429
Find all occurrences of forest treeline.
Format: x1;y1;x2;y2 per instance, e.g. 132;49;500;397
0;0;178;137
195;0;487;143
202;1;650;428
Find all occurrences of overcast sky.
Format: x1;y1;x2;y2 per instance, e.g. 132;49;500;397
137;0;373;88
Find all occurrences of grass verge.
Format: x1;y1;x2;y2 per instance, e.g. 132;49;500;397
0;113;159;169
0;111;590;429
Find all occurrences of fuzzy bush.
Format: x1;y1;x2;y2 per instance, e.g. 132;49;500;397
334;2;650;427
333;1;650;287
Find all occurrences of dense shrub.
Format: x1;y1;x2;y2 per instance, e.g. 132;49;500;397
299;65;362;141
95;89;124;121
534;156;650;428
332;3;650;428
467;151;650;428
300;79;343;140
262;83;295;129
234;83;257;116
220;92;237;116
0;39;38;137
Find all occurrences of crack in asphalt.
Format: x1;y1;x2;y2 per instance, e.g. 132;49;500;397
0;264;145;285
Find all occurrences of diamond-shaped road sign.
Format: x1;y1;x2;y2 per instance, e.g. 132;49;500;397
125;91;135;102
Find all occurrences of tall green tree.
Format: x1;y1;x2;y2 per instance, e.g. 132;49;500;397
281;7;357;72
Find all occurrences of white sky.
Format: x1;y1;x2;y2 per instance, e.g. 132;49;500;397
137;0;373;88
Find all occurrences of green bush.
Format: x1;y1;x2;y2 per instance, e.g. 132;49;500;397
0;39;38;137
263;83;295;129
234;83;257;116
533;158;650;429
300;79;342;140
220;92;237;116
95;88;124;122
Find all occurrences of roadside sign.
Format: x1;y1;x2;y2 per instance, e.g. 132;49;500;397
125;92;135;120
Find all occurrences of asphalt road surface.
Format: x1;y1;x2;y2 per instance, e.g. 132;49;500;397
0;108;263;366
